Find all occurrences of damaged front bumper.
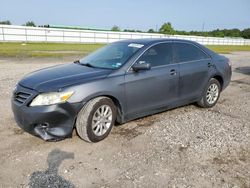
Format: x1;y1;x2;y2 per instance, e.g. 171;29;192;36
11;85;83;141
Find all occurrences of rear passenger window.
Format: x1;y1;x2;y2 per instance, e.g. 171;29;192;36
137;43;173;67
175;43;209;62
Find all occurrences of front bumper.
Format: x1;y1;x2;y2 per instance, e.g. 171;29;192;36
11;85;83;141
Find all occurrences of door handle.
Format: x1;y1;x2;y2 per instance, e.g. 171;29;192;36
170;69;177;76
208;62;213;67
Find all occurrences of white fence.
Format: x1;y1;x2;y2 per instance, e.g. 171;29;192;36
1;25;250;45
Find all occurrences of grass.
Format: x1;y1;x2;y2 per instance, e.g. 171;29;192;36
206;45;250;54
0;42;104;58
0;42;250;58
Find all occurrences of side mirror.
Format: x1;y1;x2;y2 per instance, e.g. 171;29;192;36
132;62;151;72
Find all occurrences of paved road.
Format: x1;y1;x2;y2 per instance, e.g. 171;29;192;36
0;52;249;188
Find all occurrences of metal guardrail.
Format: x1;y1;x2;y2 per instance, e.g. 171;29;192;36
0;25;250;45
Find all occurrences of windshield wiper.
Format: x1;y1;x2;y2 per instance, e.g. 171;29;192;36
74;60;80;64
81;63;95;68
74;60;95;68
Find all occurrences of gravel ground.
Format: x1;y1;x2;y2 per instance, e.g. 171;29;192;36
0;52;249;188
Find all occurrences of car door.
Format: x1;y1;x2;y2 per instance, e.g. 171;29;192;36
174;42;214;101
124;42;179;117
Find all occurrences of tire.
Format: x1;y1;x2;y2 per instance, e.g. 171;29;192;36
76;97;117;142
197;78;221;108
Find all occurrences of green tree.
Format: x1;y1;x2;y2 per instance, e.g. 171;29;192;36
148;28;155;33
0;20;11;25
25;21;36;27
241;28;250;39
175;30;189;35
111;25;120;32
223;29;241;37
124;29;136;32
159;22;175;35
211;29;225;37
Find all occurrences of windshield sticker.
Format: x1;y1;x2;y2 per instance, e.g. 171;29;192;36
112;63;122;68
128;43;144;48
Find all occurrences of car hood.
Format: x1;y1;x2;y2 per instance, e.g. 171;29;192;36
19;63;113;92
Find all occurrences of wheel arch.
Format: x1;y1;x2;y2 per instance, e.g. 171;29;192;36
102;95;124;124
81;93;125;124
212;75;224;90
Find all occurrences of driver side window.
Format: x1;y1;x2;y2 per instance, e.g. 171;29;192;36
137;43;173;67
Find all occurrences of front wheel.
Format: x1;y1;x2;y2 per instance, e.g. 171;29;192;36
76;97;116;142
197;78;221;108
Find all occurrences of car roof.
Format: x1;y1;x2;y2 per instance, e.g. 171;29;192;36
116;38;197;45
115;38;218;58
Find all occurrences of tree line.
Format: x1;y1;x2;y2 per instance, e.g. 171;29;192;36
112;22;250;39
0;20;36;27
1;20;249;39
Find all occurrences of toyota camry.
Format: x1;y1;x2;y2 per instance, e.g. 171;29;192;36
12;39;232;142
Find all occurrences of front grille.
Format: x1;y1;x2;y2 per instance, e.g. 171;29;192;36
14;91;31;104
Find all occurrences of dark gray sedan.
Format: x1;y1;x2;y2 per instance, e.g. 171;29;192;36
12;39;232;142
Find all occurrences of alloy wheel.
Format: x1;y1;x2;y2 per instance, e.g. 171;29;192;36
206;83;219;105
91;105;112;136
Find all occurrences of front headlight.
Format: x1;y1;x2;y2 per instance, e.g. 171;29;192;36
30;91;74;106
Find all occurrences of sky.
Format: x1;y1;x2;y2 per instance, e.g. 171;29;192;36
0;0;249;31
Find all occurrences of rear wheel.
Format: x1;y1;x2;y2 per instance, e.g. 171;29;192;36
197;78;221;108
76;97;116;142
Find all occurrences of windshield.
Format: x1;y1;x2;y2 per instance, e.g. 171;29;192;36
80;42;144;69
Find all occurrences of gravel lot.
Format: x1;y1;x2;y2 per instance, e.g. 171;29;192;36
0;52;249;188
